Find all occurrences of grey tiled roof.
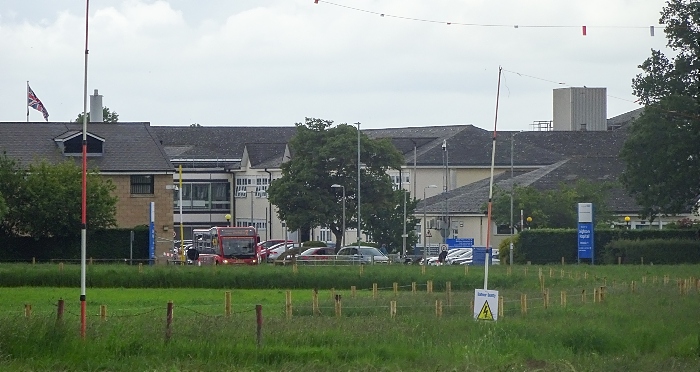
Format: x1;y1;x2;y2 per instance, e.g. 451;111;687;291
246;143;288;169
0;122;172;172
151;126;297;161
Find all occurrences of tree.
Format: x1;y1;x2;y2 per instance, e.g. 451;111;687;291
623;0;700;217
0;156;118;238
267;118;405;251
0;192;7;222
75;107;119;123
363;189;420;254
488;180;614;229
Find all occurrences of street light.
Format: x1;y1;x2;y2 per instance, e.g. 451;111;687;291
224;213;232;227
401;182;409;258
624;216;630;229
526;216;532;230
356;122;361;252
423;184;438;261
331;184;346;247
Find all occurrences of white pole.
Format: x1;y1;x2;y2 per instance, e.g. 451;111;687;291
357;122;361;250
79;0;90;339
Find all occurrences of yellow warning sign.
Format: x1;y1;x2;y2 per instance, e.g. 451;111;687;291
477;300;494;321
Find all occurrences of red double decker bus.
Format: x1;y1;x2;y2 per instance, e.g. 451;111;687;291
188;226;261;265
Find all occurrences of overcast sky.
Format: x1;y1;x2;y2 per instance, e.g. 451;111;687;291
1;0;671;130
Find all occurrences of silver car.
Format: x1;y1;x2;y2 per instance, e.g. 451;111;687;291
336;246;389;264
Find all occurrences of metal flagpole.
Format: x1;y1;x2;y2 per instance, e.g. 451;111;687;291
484;66;503;291
80;0;90;339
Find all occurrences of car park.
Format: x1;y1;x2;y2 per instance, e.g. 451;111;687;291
258;240;294;260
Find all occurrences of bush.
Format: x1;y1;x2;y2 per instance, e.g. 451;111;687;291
603;238;700;264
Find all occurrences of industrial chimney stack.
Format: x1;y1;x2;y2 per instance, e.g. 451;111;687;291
89;89;103;123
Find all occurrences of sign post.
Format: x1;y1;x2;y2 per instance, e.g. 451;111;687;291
577;203;594;265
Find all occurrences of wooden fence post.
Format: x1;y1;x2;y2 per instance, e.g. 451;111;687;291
390;300;397;319
225;291;231;317
581;289;586;303
446;281;452;306
421;265;426;275
256;305;263;348
334;295;342;317
520;294;527;315
56;299;64;324
312;289;319;316
165;301;173;343
372;283;378;299
435;300;442;318
351;285;356;298
24;304;32;319
138;263;143;273
393;282;398;296
411;282;416;294
359;264;364;276
285;291;292;319
498;296;504;318
561;291;566;307
100;305;107;321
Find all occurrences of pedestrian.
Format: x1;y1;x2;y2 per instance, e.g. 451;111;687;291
438;248;448;265
380;244;388;255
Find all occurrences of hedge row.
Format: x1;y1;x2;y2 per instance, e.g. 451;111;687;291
515;229;700;264
0;228;150;261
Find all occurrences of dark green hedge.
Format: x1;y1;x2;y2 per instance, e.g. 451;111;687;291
604;239;700;265
516;229;699;265
0;228;150;262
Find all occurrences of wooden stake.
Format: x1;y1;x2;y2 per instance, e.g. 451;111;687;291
411;282;416;294
351;285;356;298
581;289;586;303
561;291;567;307
256;305;263;348
24;304;32;319
435;300;442;318
334;296;342;317
285;290;292;319
421;265;425;275
165;301;173;342
312;289;319;316
56;299;64;324
520;294;527;315
393;282;398;296
390;300;397;319
100;304;107;321
498;296;504;318
225;291;231;317
372;283;378;299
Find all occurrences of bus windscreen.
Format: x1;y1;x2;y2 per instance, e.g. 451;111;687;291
221;237;256;258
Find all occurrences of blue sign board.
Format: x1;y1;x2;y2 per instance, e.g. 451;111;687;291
446;238;475;248
471;247;493;266
577;203;594;262
577;222;594;259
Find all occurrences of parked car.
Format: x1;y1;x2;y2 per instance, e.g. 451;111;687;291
297;247;337;264
426;248;470;265
266;242;300;263
336;246;389;264
258;240;294;260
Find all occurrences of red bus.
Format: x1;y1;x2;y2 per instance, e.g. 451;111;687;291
188;226;261;265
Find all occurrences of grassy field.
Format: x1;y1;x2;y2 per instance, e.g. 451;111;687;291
0;263;698;371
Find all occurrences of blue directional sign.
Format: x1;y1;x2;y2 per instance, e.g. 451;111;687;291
446;238;475;248
577;203;594;262
471;247;493;266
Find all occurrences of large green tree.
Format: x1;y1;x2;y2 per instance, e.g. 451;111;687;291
75;107;119;123
0;156;118;238
488;180;614;229
267;118;406;251
622;0;700;217
363;189;420;254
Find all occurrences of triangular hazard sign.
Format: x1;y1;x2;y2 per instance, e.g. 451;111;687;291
425;230;432;237
477;300;494;321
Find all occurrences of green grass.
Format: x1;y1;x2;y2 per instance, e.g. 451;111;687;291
0;263;698;371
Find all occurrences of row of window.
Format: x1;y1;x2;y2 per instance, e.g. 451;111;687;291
172;182;230;210
235;177;269;198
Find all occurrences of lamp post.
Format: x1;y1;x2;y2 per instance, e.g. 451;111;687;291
624;216;630;229
331;184;346;247
225;213;232;227
526;216;532;230
402;182;408;258
356;122;361;251
423;184;437;261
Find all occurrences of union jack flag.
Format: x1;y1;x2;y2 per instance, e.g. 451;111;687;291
27;84;49;121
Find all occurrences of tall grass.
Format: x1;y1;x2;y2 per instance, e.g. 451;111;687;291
0;264;698;371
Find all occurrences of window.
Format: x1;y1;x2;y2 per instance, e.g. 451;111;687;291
235;178;253;198
131;175;154;194
172;182;230;211
318;228;332;242
496;224;512;235
236;219;267;230
256;177;269;198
